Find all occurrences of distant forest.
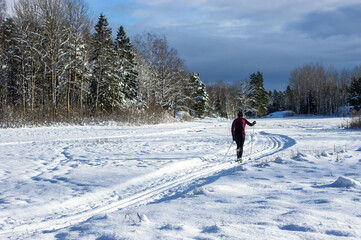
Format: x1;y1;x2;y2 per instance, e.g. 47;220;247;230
1;0;360;127
209;64;361;118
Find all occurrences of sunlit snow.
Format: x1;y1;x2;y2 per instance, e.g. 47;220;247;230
0;116;361;239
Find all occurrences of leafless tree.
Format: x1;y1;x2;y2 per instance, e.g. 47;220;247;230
63;0;91;117
288;63;349;115
237;79;254;115
133;33;190;113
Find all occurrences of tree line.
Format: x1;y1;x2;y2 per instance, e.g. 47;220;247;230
0;0;209;125
207;72;268;118
1;0;360;126
207;64;361;118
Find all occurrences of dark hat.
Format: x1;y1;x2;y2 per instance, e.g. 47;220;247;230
237;111;243;117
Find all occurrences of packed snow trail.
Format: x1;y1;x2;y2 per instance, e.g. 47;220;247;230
0;120;295;237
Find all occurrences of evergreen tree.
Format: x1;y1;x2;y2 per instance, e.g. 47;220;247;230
284;85;295;112
249;72;268;117
267;90;285;114
214;94;223;117
90;14;124;113
348;76;361;111
114;25;138;101
190;73;209;118
267;90;274;113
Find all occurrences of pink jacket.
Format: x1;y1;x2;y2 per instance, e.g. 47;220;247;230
232;117;253;136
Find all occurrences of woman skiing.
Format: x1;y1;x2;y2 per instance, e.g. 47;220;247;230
231;111;256;163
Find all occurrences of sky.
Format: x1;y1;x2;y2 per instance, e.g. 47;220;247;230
5;0;361;90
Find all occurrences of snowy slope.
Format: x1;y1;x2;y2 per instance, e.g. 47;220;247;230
0;117;361;239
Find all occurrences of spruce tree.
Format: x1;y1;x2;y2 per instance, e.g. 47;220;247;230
114;25;138;101
214;94;222;117
190;73;209;118
284;85;295;112
267;90;285;114
348;76;361;111
90;14;124;113
249;72;268;117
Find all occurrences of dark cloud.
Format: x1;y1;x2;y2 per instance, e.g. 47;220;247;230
164;30;298;90
86;1;361;91
288;4;361;38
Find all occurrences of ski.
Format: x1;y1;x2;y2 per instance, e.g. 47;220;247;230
233;159;247;171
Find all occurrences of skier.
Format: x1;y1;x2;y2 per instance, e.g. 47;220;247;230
231;111;256;163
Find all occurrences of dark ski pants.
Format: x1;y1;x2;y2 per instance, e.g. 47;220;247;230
235;134;245;159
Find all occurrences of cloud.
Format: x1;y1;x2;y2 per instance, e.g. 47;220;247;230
85;0;361;89
287;4;361;38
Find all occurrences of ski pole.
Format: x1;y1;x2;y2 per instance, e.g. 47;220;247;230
225;141;233;161
249;124;255;160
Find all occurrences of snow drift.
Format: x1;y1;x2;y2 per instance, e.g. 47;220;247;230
330;176;360;188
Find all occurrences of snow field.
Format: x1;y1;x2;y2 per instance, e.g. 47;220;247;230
0;117;361;239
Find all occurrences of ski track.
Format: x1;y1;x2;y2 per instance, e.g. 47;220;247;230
0;127;295;237
0;126;202;147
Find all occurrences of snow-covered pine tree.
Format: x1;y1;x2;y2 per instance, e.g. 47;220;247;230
267;90;285;114
90;13;124;113
114;25;138;102
214;95;222;116
190;73;209;118
249;72;268;117
348;76;361;111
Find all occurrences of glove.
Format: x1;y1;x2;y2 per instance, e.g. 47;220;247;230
252;121;256;126
232;136;236;141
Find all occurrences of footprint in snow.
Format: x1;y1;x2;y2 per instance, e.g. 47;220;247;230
201;224;221;233
158;223;183;231
279;224;315;232
301;199;329;204
325;230;353;237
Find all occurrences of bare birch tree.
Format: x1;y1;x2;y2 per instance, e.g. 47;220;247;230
133;33;189;113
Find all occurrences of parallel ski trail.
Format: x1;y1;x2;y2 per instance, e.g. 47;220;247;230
0;126;204;147
0;130;294;237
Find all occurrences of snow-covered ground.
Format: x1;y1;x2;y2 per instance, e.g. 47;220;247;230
1;116;361;239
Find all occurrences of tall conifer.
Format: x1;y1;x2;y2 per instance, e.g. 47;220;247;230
348;77;361;111
90;14;124;113
114;25;138;101
190;73;209;118
249;72;268;117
